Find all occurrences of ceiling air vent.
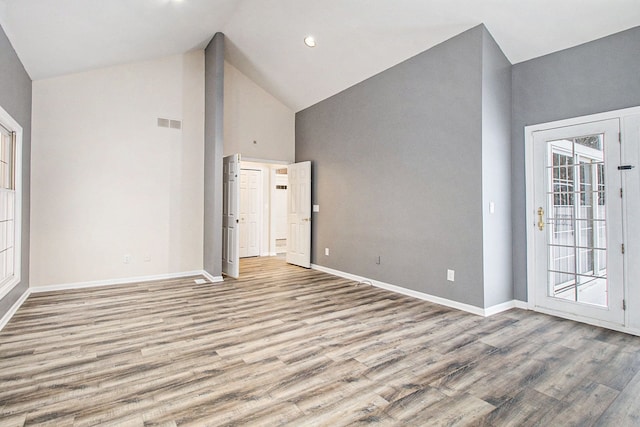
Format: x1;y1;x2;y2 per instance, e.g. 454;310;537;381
157;118;170;128
170;120;182;130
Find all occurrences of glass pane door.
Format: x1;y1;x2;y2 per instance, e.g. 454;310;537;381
546;135;607;306
532;119;624;325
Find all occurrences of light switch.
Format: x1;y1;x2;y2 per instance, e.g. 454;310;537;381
489;202;495;214
313;205;320;212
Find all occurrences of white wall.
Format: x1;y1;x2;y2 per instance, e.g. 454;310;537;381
30;52;205;287
224;61;294;162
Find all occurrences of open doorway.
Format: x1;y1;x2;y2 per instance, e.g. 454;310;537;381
238;160;288;260
272;167;288;255
222;156;311;279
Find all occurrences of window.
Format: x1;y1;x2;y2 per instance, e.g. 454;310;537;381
0;106;21;301
0;124;15;287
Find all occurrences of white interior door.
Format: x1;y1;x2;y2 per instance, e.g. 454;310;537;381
286;161;311;268
239;168;261;258
530;119;625;325
222;154;240;278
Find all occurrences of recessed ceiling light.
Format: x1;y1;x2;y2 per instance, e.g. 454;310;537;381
304;36;316;48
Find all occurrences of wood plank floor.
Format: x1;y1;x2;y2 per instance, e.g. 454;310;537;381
1;257;640;426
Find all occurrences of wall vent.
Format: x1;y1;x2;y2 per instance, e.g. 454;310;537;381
157;118;182;130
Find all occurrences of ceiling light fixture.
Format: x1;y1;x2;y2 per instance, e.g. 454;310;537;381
304;36;316;48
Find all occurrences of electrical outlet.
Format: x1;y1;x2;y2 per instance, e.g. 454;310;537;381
325;248;329;256
123;254;131;264
447;269;455;282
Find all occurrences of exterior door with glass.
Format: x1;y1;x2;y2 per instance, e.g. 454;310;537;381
530;119;625;325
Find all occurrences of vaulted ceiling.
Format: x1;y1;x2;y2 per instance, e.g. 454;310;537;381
1;0;639;111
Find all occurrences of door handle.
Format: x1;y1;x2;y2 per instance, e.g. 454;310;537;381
537;207;544;231
302;218;311;222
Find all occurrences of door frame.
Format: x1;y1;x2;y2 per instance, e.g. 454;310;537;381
239;159;290;258
222;158;295;277
530;118;623;324
622;114;640;332
525;105;640;332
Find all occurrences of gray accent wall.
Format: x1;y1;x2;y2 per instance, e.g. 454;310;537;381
203;33;225;277
297;26;492;308
481;28;513;307
511;25;640;301
0;24;31;318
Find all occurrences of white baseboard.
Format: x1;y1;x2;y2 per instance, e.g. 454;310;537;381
0;288;30;331
514;300;529;310
31;270;211;294
311;264;522;318
201;270;224;283
484;300;517;316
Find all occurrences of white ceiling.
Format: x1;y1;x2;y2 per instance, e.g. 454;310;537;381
1;0;639;112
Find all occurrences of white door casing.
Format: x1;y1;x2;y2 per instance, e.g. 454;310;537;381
622;113;640;329
222;154;240;278
527;118;625;326
286;161;311;268
239;168;261;258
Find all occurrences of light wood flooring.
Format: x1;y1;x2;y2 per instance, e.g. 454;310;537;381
1;257;640;426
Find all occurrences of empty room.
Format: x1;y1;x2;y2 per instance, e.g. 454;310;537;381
1;0;640;425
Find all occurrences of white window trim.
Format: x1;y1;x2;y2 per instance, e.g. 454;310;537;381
0;104;22;301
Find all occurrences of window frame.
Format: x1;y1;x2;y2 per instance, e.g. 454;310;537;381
0;104;22;301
